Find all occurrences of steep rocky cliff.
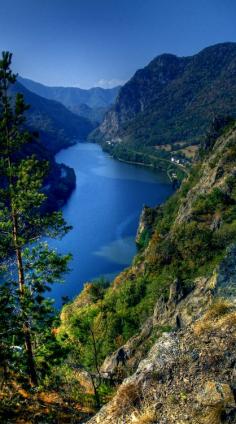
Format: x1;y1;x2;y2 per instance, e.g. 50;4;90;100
88;247;236;423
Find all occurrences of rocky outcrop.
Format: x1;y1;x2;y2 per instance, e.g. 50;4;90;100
215;244;236;302
97;242;236;380
89;310;236;423
88;244;236;423
197;381;235;409
136;206;159;249
175;125;236;225
100;318;153;380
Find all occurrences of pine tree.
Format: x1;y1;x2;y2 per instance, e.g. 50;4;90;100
0;52;71;386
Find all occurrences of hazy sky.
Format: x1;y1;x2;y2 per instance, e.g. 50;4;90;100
0;0;235;88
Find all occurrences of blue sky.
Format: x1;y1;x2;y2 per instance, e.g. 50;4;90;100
0;0;235;88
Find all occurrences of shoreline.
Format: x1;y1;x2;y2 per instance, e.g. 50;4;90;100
116;156;173;183
108;153;184;183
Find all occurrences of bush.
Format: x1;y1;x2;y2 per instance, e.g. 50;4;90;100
115;382;141;414
204;299;233;320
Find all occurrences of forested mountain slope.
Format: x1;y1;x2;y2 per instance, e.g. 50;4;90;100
10;82;94;153
18;76;120;123
94;43;236;152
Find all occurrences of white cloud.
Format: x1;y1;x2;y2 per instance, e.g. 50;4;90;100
95;78;126;88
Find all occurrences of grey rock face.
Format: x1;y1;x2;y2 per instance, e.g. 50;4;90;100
215;244;236;302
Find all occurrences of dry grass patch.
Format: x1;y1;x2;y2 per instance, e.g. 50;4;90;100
131;407;156;423
179;145;198;159
193;299;236;336
200;405;224;424
114;381;141;416
205;299;233;320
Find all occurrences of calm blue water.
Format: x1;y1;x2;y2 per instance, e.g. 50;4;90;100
48;143;173;306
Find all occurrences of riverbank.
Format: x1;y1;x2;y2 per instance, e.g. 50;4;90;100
101;142;189;183
47;142;174;306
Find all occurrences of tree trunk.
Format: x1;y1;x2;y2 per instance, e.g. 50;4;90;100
90;327;101;408
90;373;100;409
2;71;37;387
12;212;38;386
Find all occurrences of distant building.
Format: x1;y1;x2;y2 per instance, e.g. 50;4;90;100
171;157;180;164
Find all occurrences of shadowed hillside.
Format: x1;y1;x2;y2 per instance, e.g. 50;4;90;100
93;43;236;154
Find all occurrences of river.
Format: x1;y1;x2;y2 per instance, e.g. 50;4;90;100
48;143;173;306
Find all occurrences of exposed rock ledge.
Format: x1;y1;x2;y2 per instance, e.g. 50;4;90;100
88;245;236;423
136;205;159;249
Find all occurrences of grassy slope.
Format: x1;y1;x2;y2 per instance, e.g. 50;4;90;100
95;43;236;148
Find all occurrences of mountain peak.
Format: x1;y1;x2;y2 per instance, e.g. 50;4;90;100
94;42;236;149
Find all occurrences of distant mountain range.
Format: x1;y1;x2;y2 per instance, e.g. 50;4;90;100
7;75;119;212
93;42;236;151
11;81;94;153
8;81;83;210
18;76;120;123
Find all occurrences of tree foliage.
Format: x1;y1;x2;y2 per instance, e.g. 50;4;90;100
0;52;71;387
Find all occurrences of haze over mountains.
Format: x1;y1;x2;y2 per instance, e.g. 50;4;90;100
94;42;236;151
11;81;94;153
18;76;120;124
10;77;119;212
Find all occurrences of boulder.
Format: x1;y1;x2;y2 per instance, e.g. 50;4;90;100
197;381;235;408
